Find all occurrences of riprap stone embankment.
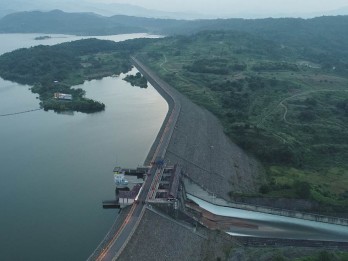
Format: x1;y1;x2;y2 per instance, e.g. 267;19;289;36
135;58;263;201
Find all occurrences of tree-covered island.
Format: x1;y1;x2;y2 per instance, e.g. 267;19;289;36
34;35;51;40
123;72;148;88
0;38;153;113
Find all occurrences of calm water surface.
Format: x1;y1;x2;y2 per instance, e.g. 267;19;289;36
0;33;161;54
0;34;167;261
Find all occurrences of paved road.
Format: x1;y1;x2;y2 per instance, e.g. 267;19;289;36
94;57;181;261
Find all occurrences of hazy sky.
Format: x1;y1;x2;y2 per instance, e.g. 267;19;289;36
93;0;348;15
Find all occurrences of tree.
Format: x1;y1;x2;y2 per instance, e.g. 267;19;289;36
294;181;311;199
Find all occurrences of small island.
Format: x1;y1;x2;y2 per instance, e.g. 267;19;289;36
0;38;146;113
123;72;148;88
34;35;51;40
29;81;106;113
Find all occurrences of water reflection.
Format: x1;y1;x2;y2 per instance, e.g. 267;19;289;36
0;33;167;261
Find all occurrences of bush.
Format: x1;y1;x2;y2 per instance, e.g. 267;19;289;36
294;181;311;199
259;184;270;194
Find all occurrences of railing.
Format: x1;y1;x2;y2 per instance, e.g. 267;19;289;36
183;173;348;227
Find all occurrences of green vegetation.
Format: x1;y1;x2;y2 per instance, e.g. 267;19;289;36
34;35;51;40
295;250;348;261
227;247;348;261
0;38;153;113
137;30;348;212
123;72;148;88
0;10;147;35
1;14;348;211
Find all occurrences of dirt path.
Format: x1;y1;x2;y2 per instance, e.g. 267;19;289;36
279;89;348;127
159;54;169;72
255;89;348;145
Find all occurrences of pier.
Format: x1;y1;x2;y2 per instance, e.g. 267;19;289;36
102;200;120;209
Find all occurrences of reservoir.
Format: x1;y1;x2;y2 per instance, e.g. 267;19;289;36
0;34;167;260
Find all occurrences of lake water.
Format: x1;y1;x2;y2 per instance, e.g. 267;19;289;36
0;34;167;261
0;33;161;54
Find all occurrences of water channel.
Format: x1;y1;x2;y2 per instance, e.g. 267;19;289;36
188;195;348;242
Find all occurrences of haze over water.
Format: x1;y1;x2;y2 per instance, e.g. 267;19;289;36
0;34;167;261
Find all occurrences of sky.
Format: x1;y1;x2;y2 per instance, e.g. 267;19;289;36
92;0;348;16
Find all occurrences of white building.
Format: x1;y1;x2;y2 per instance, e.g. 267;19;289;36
54;93;72;100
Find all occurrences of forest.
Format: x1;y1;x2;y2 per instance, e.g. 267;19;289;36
137;30;348;212
123;72;148;88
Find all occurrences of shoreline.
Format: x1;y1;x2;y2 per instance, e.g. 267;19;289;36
87;57;179;260
137;65;175;165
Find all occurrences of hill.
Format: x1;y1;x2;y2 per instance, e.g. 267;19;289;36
0;0;202;19
0;10;147;35
1;10;348;57
137;30;348;213
1;11;348;63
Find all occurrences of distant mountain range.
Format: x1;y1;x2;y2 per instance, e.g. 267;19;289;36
1;9;348;62
0;0;204;19
0;10;149;35
0;10;198;35
1;10;348;38
1;0;348;19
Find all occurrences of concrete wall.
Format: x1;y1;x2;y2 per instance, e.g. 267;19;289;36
133;57;348;227
183;175;348;227
230;202;348;226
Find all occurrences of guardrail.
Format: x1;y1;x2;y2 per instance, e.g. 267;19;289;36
131;56;181;161
183;174;348;227
88;58;182;261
